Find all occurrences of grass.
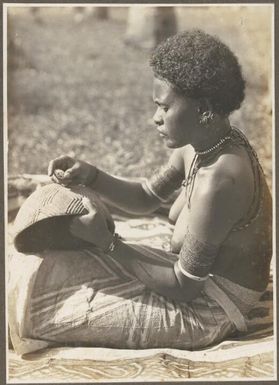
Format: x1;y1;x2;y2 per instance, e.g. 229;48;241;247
7;6;273;187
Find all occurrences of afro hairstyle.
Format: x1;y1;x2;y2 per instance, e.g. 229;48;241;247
150;29;245;116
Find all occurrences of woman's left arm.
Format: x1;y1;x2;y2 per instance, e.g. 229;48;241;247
70;199;204;302
71;170;246;302
106;170;246;301
107;239;205;302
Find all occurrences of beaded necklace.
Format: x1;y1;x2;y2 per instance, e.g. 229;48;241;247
196;134;233;156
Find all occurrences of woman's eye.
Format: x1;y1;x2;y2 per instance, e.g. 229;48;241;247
154;102;168;113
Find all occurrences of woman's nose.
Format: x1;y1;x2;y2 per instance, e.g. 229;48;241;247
153;109;163;126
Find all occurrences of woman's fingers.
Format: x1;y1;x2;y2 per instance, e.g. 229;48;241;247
47;155;74;176
48;156;79;185
48;157;94;186
51;168;72;185
57;168;76;184
61;163;80;182
51;173;61;184
54;169;65;179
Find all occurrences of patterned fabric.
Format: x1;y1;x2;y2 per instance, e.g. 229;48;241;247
204;277;251;332
8;339;274;381
7;214;274;381
22;245;234;351
142;165;184;202
210;274;265;316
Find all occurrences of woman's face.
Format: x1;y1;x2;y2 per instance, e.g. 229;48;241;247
152;77;200;148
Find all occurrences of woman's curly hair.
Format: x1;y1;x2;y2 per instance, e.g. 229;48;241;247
150;29;245;116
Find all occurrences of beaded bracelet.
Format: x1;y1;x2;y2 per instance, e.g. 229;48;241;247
106;233;121;252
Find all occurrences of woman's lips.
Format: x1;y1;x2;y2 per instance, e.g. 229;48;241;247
158;130;167;138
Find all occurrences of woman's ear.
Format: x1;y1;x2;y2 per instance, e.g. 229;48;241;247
197;98;213;114
197;99;216;127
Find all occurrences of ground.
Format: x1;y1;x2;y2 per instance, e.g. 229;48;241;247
7;6;272;189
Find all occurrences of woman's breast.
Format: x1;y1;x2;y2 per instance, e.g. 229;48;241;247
169;194;189;253
168;189;186;224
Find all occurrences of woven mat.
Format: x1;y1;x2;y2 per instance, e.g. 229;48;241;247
8;343;274;381
7;202;275;382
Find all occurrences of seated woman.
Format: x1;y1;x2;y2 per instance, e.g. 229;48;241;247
11;29;272;352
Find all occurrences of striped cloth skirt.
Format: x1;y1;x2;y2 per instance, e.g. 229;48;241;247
14;244;236;351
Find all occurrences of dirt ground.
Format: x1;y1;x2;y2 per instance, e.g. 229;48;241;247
7;6;273;188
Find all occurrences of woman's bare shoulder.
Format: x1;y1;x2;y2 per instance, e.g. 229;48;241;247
168;145;193;173
211;146;255;189
189;149;255;243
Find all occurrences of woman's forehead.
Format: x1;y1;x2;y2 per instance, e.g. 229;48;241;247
153;77;176;102
152;77;192;106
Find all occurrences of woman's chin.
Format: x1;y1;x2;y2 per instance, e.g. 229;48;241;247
164;138;182;149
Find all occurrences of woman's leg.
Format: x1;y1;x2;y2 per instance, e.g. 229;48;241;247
28;246;235;349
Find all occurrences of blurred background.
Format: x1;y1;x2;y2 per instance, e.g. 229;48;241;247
7;5;273;188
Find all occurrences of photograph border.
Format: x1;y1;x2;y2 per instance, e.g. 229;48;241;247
2;1;278;384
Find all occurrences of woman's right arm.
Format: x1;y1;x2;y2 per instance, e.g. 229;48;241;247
48;148;185;215
89;170;161;215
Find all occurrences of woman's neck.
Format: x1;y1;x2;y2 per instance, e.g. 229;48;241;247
192;118;232;153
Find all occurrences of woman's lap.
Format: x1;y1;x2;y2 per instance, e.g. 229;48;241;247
26;245;235;350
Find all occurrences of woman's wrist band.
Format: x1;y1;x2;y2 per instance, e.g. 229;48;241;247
106;233;120;253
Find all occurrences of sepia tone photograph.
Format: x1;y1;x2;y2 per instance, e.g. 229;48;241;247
5;2;275;383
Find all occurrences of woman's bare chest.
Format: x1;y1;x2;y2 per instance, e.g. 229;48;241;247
168;150;196;252
169;190;189;253
168;157;218;253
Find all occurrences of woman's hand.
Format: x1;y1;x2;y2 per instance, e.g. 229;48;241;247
70;198;114;250
48;155;98;186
